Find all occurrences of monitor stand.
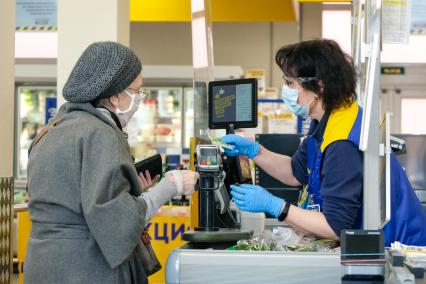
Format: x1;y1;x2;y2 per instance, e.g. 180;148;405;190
227;123;235;135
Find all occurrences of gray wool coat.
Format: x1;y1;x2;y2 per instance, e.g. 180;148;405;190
25;103;150;284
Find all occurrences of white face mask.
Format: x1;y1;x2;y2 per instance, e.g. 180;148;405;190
115;90;141;127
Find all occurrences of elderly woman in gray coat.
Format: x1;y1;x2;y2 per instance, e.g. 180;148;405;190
24;41;199;284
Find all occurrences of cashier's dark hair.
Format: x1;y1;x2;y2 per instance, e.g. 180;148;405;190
275;39;356;113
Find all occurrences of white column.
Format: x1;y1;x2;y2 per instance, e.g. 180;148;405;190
0;0;15;178
57;0;130;107
0;2;15;281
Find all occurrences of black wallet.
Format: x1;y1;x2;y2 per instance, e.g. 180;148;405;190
135;154;163;178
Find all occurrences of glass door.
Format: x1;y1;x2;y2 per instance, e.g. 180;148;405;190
401;97;426;134
16;85;57;179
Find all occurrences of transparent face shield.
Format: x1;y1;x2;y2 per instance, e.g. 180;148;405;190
282;76;319;87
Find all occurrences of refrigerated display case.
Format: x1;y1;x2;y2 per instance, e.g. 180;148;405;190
15;85;57;180
128;86;189;163
15;85;192;179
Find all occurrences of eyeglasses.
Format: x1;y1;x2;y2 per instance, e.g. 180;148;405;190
283;76;318;86
127;88;150;100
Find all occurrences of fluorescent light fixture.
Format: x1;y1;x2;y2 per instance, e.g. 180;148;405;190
15;32;57;58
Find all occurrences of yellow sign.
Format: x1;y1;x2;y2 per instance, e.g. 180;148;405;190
148;206;190;284
17;211;32;284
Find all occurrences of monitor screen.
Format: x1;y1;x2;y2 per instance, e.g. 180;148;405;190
209;78;257;129
341;230;385;261
344;234;382;257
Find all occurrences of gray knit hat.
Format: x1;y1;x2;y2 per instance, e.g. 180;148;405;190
63;41;142;103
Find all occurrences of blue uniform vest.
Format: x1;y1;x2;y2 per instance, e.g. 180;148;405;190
298;102;426;246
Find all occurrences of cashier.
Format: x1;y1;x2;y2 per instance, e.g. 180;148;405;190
222;39;426;246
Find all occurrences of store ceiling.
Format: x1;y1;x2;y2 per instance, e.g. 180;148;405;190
130;0;300;22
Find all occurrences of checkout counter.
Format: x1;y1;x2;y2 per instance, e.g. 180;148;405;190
165;78;425;284
167;249;342;283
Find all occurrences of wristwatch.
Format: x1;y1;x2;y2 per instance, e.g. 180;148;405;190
277;202;291;222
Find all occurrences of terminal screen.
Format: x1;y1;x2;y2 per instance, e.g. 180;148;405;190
211;83;253;123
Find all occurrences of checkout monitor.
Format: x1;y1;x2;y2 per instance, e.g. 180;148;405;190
208;78;258;130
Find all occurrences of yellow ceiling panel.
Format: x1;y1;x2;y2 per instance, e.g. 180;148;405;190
298;0;350;2
212;0;296;22
130;0;297;22
130;0;191;22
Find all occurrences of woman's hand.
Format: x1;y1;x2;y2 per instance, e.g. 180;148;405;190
138;170;160;192
165;170;199;196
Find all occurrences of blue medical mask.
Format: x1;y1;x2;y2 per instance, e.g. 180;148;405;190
281;85;310;117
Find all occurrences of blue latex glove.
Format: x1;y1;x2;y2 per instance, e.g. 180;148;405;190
230;184;285;218
220;134;260;159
